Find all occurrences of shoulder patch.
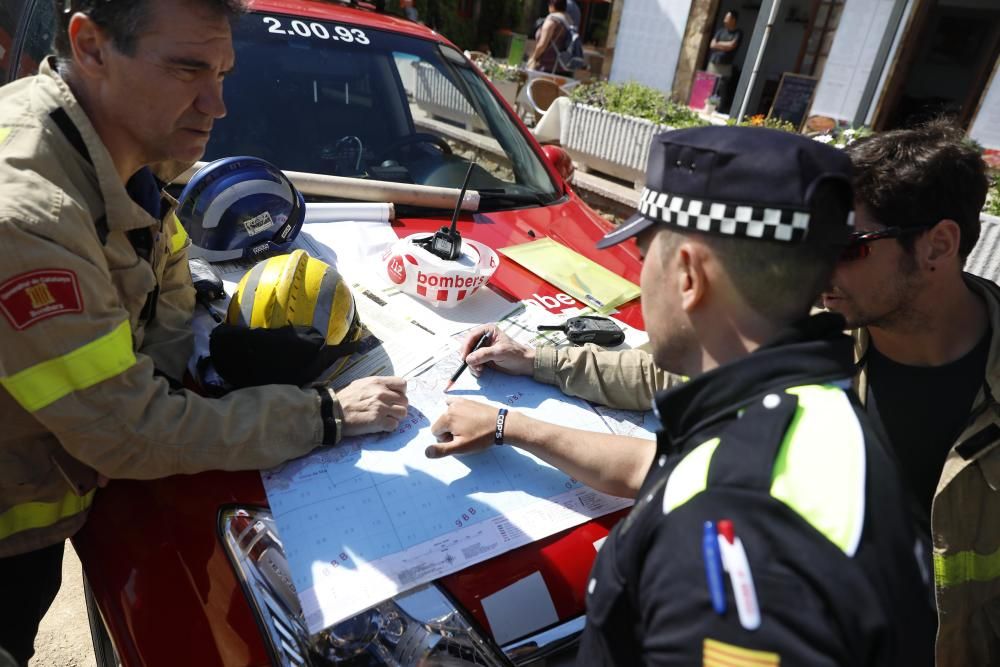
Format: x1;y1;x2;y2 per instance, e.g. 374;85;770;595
703;638;779;666
0;269;83;330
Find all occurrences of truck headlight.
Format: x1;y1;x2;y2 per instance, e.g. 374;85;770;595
220;507;506;666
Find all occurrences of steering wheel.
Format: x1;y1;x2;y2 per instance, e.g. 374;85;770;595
376;133;453;163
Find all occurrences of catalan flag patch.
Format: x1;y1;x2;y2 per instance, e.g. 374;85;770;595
703;638;780;667
0;269;83;331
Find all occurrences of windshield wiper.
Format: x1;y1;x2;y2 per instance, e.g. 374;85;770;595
476;188;550;206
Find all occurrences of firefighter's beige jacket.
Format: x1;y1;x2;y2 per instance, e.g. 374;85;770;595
534;276;1000;665
0;61;335;557
533;343;682;409
854;273;1000;667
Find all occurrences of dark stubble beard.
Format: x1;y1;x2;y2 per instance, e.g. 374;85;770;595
854;250;929;333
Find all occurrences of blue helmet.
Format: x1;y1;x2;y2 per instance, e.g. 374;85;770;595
177;156;305;262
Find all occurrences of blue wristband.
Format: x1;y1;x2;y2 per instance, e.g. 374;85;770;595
494;408;509;446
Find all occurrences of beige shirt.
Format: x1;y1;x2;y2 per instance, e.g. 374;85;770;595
533;344;681;410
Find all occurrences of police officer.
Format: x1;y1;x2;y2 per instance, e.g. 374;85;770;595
430;127;936;664
0;0;406;662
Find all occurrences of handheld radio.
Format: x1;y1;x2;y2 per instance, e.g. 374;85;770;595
416;162;475;261
538;316;626;346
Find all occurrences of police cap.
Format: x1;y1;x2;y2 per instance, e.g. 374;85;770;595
597;126;854;249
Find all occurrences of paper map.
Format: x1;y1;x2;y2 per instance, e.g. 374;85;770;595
262;358;634;633
248;217;651;633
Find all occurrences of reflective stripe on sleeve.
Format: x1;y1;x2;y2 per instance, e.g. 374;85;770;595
934;547;1000;588
169;213;189;254
662;437;721;515
0;320;135;412
0;489;95;541
771;385;866;557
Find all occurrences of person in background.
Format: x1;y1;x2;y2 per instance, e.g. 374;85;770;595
527;0;573;74
707;10;742;114
822;120;998;666
430;127;935;665
0;0;407;662
400;0;419;23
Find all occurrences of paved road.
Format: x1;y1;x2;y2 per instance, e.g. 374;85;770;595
31;543;95;667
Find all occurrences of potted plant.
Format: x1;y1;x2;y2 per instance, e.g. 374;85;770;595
988;175;1000;219
476;56;525;107
728;114;800;132
560;81;708;188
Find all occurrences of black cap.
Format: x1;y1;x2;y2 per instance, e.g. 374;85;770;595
597;126;854;249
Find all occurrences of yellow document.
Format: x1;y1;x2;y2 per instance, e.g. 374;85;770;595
499;238;640;312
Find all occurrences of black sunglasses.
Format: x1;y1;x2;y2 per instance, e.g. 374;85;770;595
839;223;938;262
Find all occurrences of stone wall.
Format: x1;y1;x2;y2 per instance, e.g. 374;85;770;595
672;0;721;104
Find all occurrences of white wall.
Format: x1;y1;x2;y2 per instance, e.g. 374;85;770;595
609;0;690;93
810;0;902;122
970;69;1000;151
744;0;812;114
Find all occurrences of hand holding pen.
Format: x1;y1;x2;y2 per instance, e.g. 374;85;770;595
450;324;536;380
445;331;493;392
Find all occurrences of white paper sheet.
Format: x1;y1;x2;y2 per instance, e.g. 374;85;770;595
261;361;633;633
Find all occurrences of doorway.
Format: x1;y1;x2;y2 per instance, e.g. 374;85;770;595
876;0;1000;130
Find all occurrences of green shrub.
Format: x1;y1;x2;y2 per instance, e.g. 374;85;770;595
569;80;708;129
477;56;521;83
725;114;799;133
411;0;523;52
987;175;1000;218
810;125;873;148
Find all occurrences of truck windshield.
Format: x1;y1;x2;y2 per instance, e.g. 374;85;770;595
206;12;561;210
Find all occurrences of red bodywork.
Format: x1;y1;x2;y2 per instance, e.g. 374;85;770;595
73;2;645;664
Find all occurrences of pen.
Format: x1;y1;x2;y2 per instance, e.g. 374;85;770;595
702;521;727;616
717;519;760;630
445;331;492;392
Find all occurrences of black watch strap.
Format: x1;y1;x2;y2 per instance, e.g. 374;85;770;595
318;387;339;445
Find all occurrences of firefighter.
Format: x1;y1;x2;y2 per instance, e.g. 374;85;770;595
822;121;1000;665
430;127;936;664
0;0;407;662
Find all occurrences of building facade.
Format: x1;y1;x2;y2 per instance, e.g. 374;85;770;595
607;0;1000;151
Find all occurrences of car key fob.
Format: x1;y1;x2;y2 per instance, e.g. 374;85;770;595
538;316;625;346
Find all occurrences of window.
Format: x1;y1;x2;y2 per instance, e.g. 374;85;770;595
206;13;558;210
795;0;844;78
13;0;55;79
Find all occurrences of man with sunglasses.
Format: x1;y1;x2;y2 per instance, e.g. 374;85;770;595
821;120;997;666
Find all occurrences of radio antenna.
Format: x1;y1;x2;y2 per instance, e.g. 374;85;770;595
422;161;474;261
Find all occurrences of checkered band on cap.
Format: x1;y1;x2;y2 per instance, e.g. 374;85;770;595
638;188;812;243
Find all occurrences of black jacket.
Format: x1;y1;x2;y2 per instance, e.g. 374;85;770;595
577;313;936;666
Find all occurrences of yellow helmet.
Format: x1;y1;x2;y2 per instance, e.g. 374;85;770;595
210;250;363;387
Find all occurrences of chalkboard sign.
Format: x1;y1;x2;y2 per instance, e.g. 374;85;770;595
768;73;818;131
